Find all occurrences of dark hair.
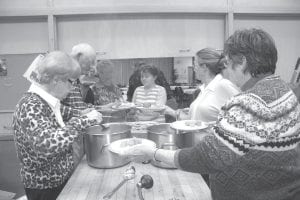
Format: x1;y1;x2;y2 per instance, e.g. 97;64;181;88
195;48;225;75
140;64;159;77
224;28;277;77
134;60;147;69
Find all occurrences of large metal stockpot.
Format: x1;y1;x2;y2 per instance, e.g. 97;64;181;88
84;124;132;168
147;123;209;168
98;108;128;123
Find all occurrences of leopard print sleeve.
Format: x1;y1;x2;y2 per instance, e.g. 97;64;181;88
15;94;96;158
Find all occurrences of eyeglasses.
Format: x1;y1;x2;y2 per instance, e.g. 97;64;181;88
67;79;77;86
223;56;233;69
215;54;225;68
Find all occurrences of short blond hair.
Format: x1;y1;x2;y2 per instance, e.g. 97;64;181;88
36;51;81;84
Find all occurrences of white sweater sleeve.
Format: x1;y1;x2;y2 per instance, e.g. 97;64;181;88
156;86;167;105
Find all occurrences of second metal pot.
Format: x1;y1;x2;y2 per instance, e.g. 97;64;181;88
85;124;132;169
147;123;209;168
147;124;178;168
98;108;128;123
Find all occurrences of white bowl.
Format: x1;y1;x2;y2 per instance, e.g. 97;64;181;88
108;138;156;155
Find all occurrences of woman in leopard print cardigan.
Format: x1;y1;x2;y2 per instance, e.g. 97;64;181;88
13;51;102;200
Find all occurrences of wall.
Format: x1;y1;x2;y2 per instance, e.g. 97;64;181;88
234;15;300;82
56;13;225;59
0;16;48;54
0;0;300;111
0;54;33;110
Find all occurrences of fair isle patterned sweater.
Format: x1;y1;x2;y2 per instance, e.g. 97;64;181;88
175;75;300;200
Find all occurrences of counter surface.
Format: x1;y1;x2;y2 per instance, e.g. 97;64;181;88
57;156;212;200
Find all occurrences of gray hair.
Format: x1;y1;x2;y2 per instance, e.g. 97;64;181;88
36;51;81;84
71;43;96;73
224;28;277;77
96;60;113;73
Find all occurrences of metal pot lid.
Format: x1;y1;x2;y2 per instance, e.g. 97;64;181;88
86;124;131;135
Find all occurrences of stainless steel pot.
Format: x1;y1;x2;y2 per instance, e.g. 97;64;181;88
147;124;178;168
147;123;209;168
98;108;128;123
85;124;132;168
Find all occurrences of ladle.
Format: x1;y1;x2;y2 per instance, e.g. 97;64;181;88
136;174;154;200
102;166;135;199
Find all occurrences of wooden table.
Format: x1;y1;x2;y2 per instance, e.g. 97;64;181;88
57;156;212;200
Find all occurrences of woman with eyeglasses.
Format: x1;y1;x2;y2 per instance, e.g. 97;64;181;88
122;28;300;200
165;48;239;122
12;51;102;200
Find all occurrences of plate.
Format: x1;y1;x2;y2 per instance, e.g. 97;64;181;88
170;120;208;131
136;105;166;112
96;106;115;113
111;102;135;110
108;138;156;155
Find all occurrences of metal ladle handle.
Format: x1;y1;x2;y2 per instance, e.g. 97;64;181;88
103;179;127;200
103;166;136;200
137;184;144;200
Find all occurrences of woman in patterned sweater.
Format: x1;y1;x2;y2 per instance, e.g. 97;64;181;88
85;60;123;106
13;51;102;200
123;28;300;200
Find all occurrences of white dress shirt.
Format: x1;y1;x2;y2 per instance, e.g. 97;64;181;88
189;74;240;122
28;83;65;127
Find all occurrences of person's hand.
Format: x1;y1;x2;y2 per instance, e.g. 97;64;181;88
80;108;95;115
121;144;156;163
181;108;189;115
102;102;115;108
84;110;102;123
177;108;189;120
164;105;175;116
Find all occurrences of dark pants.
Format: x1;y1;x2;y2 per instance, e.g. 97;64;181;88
25;181;67;200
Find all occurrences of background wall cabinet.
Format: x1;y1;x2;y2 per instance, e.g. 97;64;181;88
57;13;225;59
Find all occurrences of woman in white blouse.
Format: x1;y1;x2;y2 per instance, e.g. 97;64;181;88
165;48;240;123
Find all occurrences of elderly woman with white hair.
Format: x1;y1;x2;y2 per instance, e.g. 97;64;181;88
85;59;123;106
12;51;102;200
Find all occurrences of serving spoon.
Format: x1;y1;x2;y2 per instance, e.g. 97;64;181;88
103;166;136;200
136;175;154;200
